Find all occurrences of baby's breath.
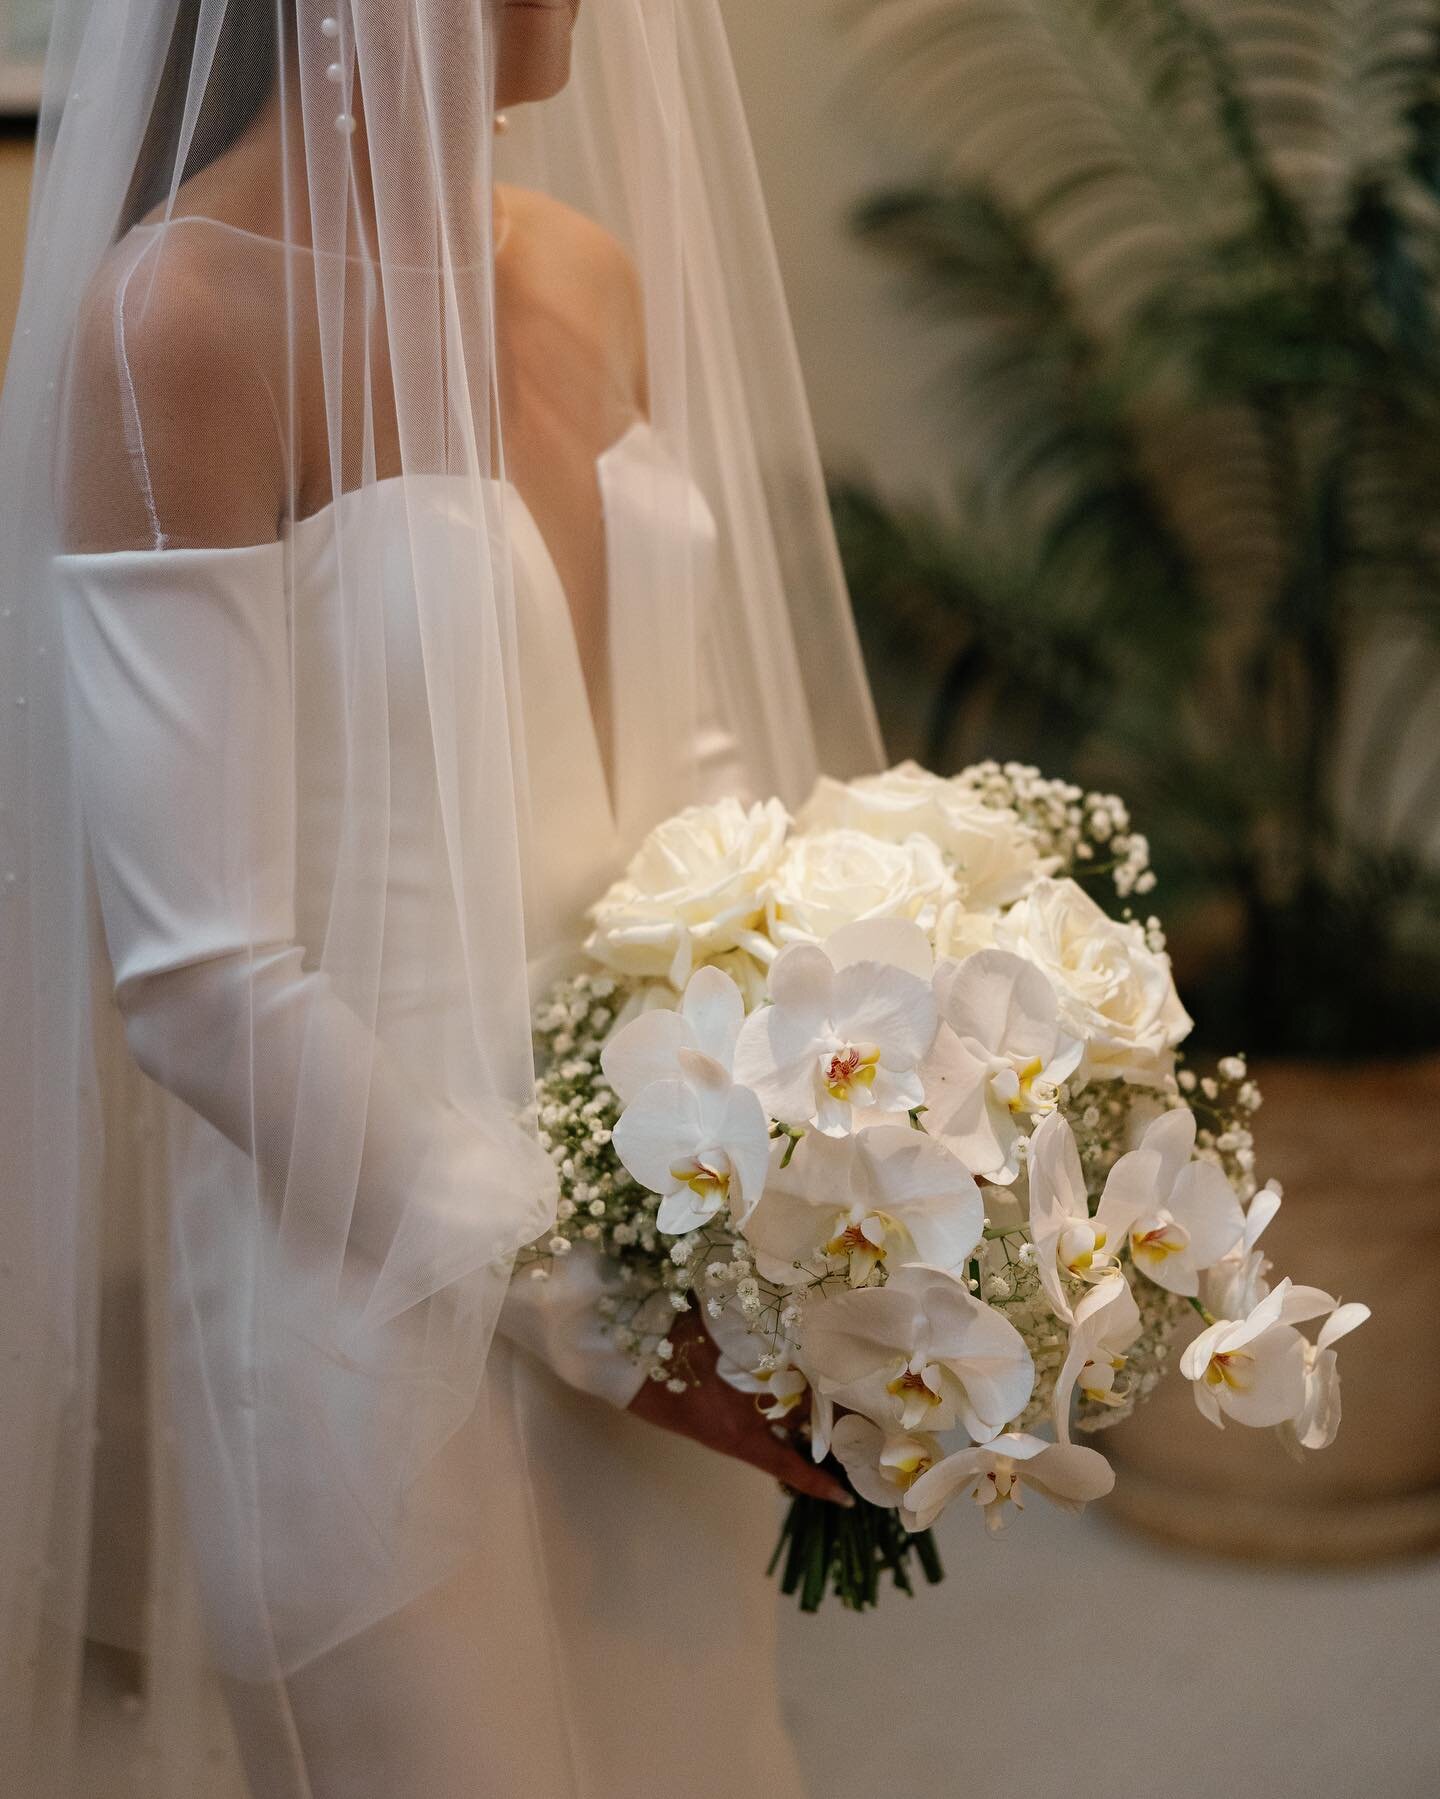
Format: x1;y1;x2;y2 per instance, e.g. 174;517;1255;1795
954;759;1155;899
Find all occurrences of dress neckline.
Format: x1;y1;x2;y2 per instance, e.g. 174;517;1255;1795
54;419;657;562
54;419;678;834
288;417;653;539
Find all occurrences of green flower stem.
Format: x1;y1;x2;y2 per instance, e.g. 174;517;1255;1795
770;1476;946;1613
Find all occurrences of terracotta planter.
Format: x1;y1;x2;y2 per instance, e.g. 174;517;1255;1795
1103;1056;1440;1563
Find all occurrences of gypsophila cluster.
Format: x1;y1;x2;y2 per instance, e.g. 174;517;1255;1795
520;971;694;1379
518;762;1367;1600
953;759;1156;899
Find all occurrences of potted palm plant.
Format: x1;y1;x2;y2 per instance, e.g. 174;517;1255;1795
835;0;1440;1555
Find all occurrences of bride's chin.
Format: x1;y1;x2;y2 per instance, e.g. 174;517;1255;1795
496;7;576;107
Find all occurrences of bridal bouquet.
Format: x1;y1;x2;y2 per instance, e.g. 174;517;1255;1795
522;762;1367;1610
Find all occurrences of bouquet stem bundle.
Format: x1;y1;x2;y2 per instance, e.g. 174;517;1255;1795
770;1486;944;1613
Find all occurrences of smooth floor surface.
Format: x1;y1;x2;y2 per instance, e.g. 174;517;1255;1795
78;1501;1440;1798
779;1503;1440;1799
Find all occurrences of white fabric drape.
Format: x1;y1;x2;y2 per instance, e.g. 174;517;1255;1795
0;2;883;1793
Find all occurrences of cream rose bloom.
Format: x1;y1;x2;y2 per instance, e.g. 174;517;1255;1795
585;798;788;988
767;826;956;946
799;761;1050;910
932;901;999;961
995;877;1192;1084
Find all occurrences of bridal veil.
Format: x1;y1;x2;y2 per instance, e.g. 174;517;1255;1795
0;2;880;1791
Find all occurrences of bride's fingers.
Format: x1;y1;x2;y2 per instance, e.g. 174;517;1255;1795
763;1440;853;1507
727;1412;852;1506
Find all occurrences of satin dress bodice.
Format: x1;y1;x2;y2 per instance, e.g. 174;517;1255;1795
284;420;733;1040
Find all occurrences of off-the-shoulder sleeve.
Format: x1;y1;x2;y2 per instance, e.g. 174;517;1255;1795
57;543;558;1322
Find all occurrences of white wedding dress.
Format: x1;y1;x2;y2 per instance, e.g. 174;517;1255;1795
56;423;810;1798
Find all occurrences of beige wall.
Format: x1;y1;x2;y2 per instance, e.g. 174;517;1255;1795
719;0;949;501
0;9;940;497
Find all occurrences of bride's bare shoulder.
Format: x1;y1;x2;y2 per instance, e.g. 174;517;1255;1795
499;184;645;376
65;223;286;550
501;184;636;281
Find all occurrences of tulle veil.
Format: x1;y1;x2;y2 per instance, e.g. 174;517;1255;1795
0;2;881;1791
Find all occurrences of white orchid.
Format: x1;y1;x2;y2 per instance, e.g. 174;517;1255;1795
732;919;938;1135
1281;1301;1370;1456
1201;1180;1282;1320
920;949;1082;1183
829;1412;944;1511
801;1263;1034;1442
1118;1108;1246;1297
1026;1111;1146;1323
743;1124;983;1289
601;964;746;1100
611;1049;771;1237
1180;1277;1337;1429
1028;1106;1244;1317
1053;1275;1142;1438
901;1432;1116;1533
702;1288;813;1423
715;1352;811;1422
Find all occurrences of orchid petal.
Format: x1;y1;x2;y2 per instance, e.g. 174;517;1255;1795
600;1008;690;1105
1167;1159;1245;1270
1027;1442;1116;1508
1243;1185;1282;1253
1094;1148;1160;1240
1027;1111;1089;1235
938;950;1058;1064
680;964;746;1069
1212;1327;1308;1427
767;941;834;1025
611;1079;702;1193
656;1187;724;1235
921;1025;1020;1184
1317;1301;1370;1352
1140;1106;1197;1187
831;960;938;1066
731;1007;823;1125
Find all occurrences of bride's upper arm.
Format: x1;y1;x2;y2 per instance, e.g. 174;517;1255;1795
60;229;286;555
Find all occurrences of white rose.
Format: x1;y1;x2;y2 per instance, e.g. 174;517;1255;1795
585;798;788;988
799;762;957;839
932;901;999;961
767;827;956;946
799;761;1051;910
995;876;1192;1085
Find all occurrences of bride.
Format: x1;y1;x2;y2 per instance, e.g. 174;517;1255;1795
0;3;882;1795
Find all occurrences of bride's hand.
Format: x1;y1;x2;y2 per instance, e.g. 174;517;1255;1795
627;1306;852;1506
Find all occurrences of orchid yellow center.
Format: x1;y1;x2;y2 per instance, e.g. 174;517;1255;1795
1131;1216;1189;1266
825;1215;892;1288
822;1043;881;1101
827;1221;876;1257
1008;1056;1046;1113
1081;1352;1128;1405
971;1464;1025;1527
1204;1349;1254;1393
887;1368;932;1400
668;1154;730;1201
885;1365;943;1428
1058;1222;1108;1277
881;1447;934;1493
